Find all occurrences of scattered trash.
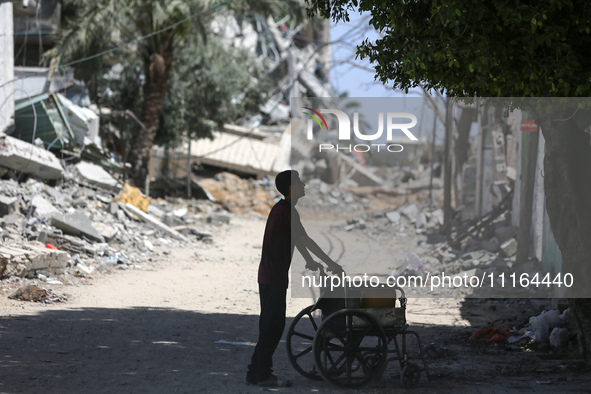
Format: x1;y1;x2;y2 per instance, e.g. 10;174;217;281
549;327;570;348
391;252;424;278
529;309;567;343
470;327;512;342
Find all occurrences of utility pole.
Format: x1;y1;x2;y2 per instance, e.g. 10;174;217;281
428;112;437;208
443;97;454;232
186;129;192;199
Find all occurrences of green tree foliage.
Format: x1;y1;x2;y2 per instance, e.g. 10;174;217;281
155;41;271;148
307;0;591;97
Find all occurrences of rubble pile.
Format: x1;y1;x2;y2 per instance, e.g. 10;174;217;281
296;178;372;215
198;172;274;215
0;161;225;298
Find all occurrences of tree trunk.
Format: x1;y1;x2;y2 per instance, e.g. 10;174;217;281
541;111;591;364
130;43;175;189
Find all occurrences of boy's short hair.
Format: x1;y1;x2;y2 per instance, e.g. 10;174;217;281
275;170;298;197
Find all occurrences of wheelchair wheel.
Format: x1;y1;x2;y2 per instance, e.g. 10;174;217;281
286;305;323;380
313;309;388;388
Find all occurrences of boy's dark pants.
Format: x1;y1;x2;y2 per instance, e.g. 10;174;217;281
246;284;287;383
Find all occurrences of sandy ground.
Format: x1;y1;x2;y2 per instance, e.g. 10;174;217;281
0;214;590;393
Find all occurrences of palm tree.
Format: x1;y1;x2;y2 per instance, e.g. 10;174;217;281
48;0;304;187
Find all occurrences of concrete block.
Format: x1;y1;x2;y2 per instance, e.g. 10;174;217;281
0;246;29;278
116;209;126;222
0;134;63;180
206;214;230;225
501;238;518;257
0;195;17;216
400;204;419;222
92;222;118;241
385;211;401;224
51;211;105;243
2;213;22;225
75;161;122;192
32;195;60;219
50;268;66;275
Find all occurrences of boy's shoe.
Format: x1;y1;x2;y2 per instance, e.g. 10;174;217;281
245;373;257;385
257;374;292;387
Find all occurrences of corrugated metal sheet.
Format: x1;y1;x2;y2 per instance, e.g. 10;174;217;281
189;130;284;176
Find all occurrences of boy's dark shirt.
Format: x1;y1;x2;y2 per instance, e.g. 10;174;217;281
258;198;306;288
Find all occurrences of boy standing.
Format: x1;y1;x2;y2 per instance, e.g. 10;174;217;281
246;170;342;387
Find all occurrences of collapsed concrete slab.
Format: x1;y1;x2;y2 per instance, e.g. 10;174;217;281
51;211;105;243
0;133;63;179
75;161;122;192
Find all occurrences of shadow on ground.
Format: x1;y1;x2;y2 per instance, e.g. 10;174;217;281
0;305;589;393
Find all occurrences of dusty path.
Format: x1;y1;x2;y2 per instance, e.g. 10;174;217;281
0;215;590;393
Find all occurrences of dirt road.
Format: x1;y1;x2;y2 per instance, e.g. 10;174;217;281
0;215;589;393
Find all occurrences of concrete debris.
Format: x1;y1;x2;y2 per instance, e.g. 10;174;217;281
173;207;188;218
147;204;165;218
163;213;184;227
385;211;401;225
51;212;105;243
0;195;17;216
345;218;365;231
198;172;273;215
400;204;420;222
206;214;231;226
173;226;214;243
124;203;188;242
92;222;118;241
0;134;64;180
0;158;220;287
500;238;518;257
32;195;60;219
0;242;68;278
75;161;122;192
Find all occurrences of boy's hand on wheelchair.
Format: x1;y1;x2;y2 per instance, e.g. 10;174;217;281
327;263;344;275
305;261;323;271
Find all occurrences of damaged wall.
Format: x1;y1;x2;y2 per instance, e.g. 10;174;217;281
0;2;15;134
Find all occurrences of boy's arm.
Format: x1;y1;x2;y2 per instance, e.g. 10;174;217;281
295;241;323;271
296;234;344;274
